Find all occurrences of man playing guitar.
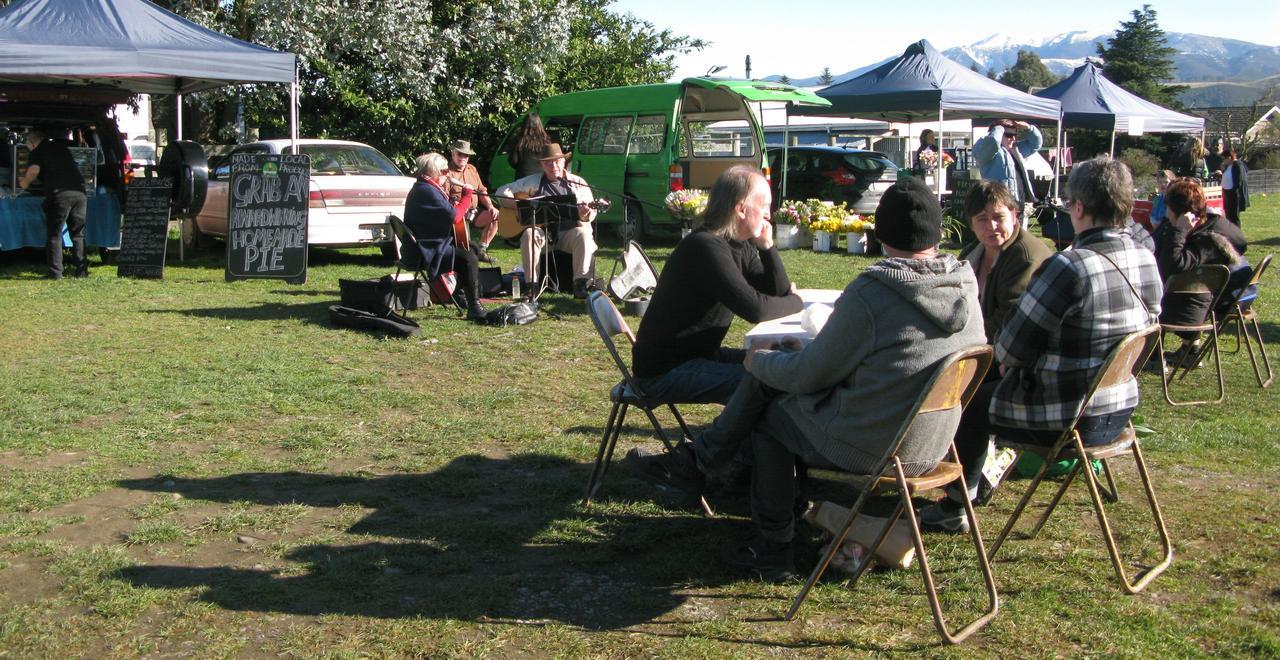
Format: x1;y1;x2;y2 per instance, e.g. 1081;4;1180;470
495;143;603;299
445;139;500;264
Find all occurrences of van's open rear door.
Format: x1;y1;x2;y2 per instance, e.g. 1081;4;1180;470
682;79;832;107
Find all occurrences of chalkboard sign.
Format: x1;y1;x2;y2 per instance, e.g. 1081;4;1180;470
225;153;309;284
116;176;173;279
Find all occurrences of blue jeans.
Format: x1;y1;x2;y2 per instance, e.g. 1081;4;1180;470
632;348;747;405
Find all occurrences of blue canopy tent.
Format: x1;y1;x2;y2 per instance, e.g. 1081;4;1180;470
788;40;1062;200
0;0;299;143
1035;60;1205;154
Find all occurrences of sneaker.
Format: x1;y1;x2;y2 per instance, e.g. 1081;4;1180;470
624;443;706;495
917;498;970;534
722;534;797;582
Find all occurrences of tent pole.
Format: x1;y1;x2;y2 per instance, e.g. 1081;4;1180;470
781;105;790;199
1109;129;1115;156
289;80;299;155
175;93;183;142
936;107;944;203
1054;115;1062;200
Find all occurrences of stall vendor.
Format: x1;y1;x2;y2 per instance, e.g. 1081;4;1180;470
18;130;88;279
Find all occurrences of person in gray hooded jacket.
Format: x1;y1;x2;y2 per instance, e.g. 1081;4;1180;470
631;177;986;580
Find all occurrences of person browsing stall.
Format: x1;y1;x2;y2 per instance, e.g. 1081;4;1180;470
495;143;601;299
17;130;89;279
960;181;1054;347
919;155;1162;532
403;152;488;321
631;166;802;405
444;139;500;265
973;120;1042;223
632;177;985;580
1221;147;1250;227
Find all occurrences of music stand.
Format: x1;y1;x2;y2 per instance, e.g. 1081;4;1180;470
516;194;578;300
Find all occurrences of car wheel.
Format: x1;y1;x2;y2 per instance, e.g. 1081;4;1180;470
181;217;214;251
616;198;645;242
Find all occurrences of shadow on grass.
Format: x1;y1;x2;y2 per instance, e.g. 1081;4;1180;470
114;453;761;631
153;300;336;326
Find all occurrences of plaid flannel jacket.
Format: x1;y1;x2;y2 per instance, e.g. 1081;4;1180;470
991;227;1163;430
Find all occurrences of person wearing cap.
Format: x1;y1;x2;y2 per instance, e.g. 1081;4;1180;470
445;139;500;265
973;119;1042;223
495;143;600;298
919;155;1162;533
630;177;985;581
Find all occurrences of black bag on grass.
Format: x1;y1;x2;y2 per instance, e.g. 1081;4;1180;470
483;301;539;327
329;305;421;338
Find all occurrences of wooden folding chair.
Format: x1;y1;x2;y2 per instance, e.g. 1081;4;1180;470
582;291;712;516
387;214;463;314
786;345;997;645
1158;265;1231;406
1214;253;1273;389
988;325;1172;595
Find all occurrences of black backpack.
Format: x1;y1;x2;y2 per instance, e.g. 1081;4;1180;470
483;301;539;327
328;305;422;338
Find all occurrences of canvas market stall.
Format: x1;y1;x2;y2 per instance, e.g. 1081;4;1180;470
788;39;1062;200
0;0;297;252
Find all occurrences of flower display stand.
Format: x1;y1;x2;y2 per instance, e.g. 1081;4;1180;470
812;230;835;252
775;224;805;250
846;232;867;254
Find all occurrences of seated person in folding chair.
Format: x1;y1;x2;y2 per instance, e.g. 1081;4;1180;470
919;155;1163;532
632;177;985;580
403;152;488;320
1150;177;1249;366
494;143;602;299
631;166;802;407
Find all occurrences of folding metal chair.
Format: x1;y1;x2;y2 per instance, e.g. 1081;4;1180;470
786;345;998;645
1215;253;1273;388
988;325;1172;595
582;291;712;516
1158;264;1231;406
386;214;463;314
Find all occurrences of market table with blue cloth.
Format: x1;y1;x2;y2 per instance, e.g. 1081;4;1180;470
0;192;121;251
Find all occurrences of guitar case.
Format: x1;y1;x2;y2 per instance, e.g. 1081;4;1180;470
328;305;422;338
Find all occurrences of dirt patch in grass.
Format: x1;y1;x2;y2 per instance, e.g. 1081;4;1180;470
0;450;94;470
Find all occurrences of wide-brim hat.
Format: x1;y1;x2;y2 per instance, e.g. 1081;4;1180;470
449;139;476;156
538;143;572;161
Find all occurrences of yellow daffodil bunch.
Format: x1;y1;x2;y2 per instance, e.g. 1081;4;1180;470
841;214;876;234
664;189;709;224
802;200;851;233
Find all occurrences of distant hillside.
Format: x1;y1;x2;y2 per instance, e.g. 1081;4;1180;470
765;32;1280;109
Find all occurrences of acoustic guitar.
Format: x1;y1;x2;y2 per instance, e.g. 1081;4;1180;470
495;193;611;240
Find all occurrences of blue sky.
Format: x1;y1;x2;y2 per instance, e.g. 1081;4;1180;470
611;0;1280;81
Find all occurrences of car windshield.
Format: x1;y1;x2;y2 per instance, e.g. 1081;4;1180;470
128;143;156;161
842;153;895;179
300;144;402;176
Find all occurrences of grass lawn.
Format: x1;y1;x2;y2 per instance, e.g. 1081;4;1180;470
1;194;1278;656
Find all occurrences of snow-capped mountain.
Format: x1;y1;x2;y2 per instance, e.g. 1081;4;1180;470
769;31;1280;107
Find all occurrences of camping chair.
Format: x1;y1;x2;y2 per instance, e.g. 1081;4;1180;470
582;291;712;517
387;214;463;314
988;325;1172;595
607;240;659;302
1213;253;1273;388
1158;265;1231;406
786;345;998;645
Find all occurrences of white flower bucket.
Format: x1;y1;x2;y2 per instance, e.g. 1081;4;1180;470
845;232;867;254
812;230;835;252
775;223;804;250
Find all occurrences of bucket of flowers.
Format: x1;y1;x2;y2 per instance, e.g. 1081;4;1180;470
843;214;875;254
664;189;709;236
773;200;810;249
806;201;849;252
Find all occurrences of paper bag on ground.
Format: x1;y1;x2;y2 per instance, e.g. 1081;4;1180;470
804;500;916;570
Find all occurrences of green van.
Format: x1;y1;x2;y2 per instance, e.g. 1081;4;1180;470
488;77;829;237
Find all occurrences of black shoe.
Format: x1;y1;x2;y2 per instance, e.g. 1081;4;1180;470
472;243;496;265
722;534;797;582
625;443;706;496
572;278;590;299
73;267;89;278
44;273;62;280
467;304;488;322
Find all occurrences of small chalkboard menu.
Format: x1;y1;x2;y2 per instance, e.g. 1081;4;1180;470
116;176;174;279
225;153;309;284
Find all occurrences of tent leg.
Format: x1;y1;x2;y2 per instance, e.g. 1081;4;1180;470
175;93;183;142
782;107;790;199
289;80;299;155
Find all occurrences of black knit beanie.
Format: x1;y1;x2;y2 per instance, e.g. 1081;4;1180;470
874;177;943;251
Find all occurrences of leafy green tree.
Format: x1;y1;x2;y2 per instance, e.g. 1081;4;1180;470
998;50;1060;92
1097;4;1186;108
778;75;791;85
159;0;702;169
818;67;834;86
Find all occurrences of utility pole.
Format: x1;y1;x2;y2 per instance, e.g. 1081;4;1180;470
745;55;752;80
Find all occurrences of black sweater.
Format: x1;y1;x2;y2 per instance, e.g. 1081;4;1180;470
632;229;802;378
